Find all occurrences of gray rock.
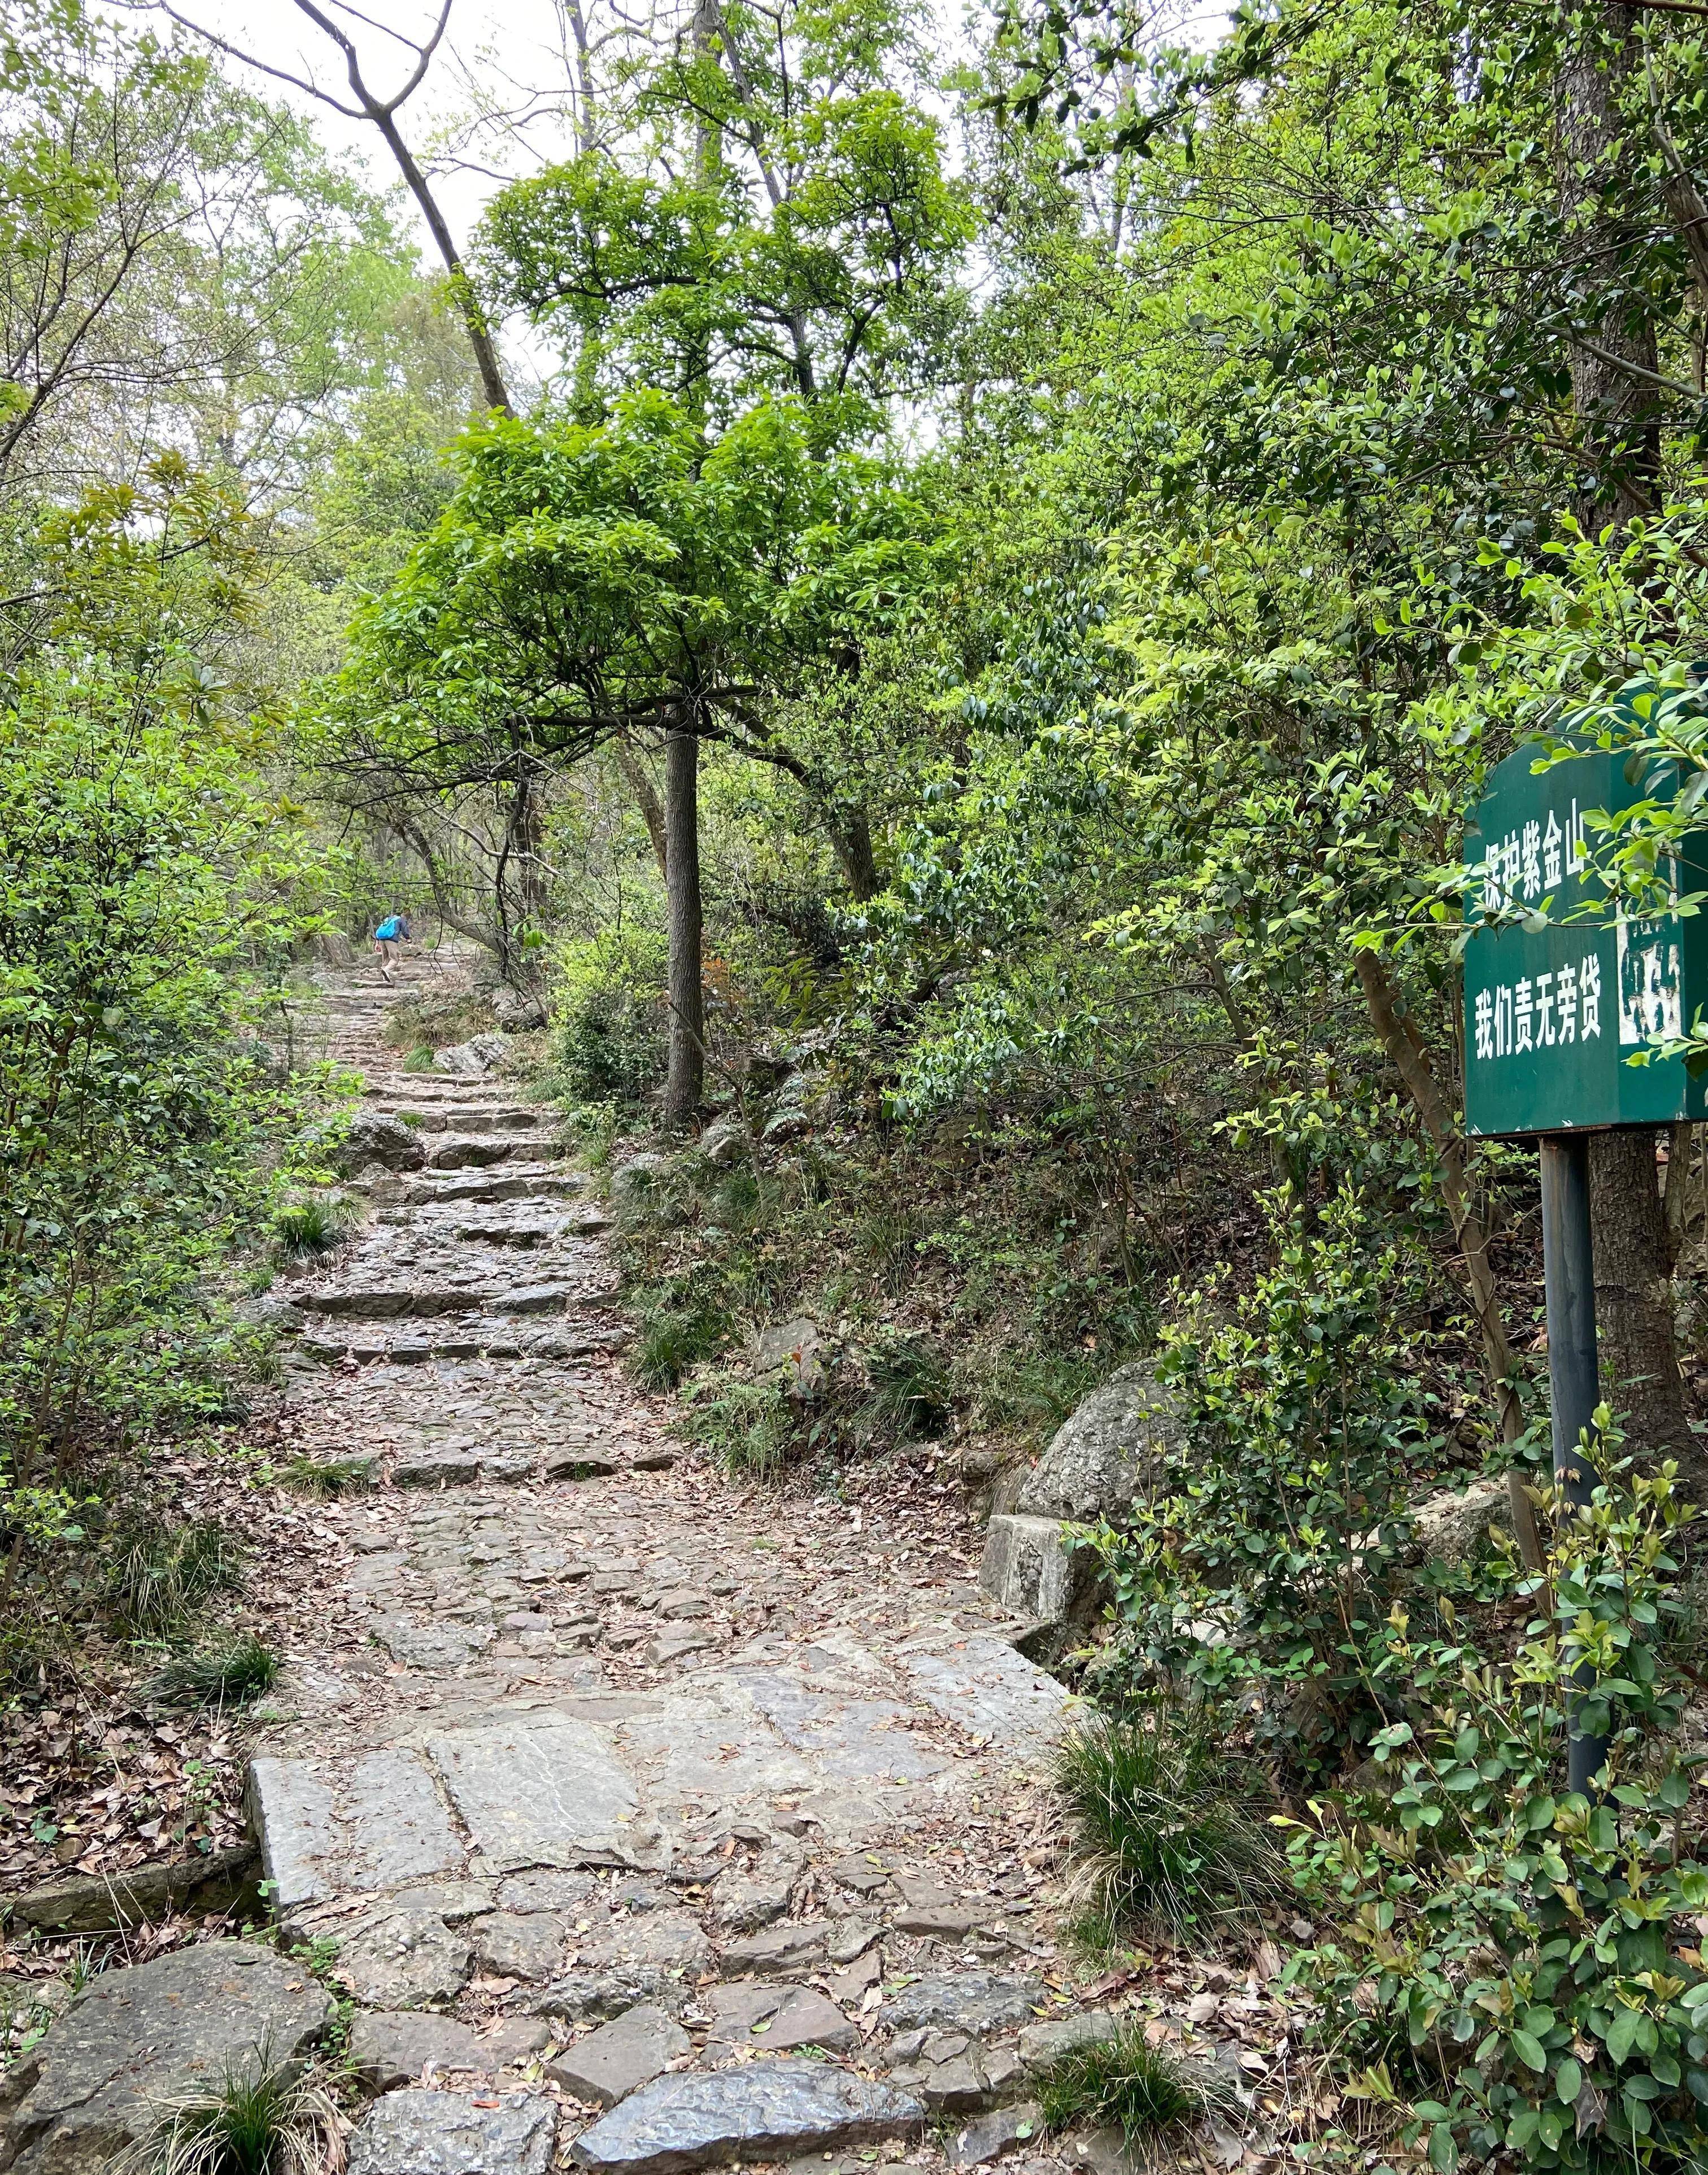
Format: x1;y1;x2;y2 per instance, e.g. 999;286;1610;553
743;1987;854;2055
249;1750;465;1914
948;2106;1044;2167
546;2004;690;2106
497;1869;598;1914
426;1715;643;1871
435;1033;512;1078
978;1516;1103;1632
541;1908;712;2020
571;2059;925;2174
0;1941;330;2175
373;1619;496;1669
747;1319;822;1398
648;1629;716;1667
335;1907;473;2008
881;1974;1044;2037
333;1111;430;1175
349;2011;483;2092
1408;1474;1510;1566
712;1848;801;1933
1014;1363;1182;1523
394;1447;483;1488
718;1920;827;1976
348;2090;555;2175
895;1640;1070;1750
1017;2012;1117;2070
696;1115;751;1168
0;1843;257;1933
469;1911;567;1983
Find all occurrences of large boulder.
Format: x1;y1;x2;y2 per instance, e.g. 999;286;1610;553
1406;1474;1511;1567
1016;1362;1182;1522
980;1364;1183;1638
330;1111;428;1175
0;1940;330;2175
435;1032;511;1078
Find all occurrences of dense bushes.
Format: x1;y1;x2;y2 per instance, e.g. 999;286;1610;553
551;926;668;1108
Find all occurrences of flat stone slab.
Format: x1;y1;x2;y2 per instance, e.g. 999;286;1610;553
881;1974;1045;2036
334;1906;473;2008
571;2059;925;2174
895;1638;1069;1750
350;2011;483;2093
394;1446;482;1487
349;2090;556;2175
547;2002;690;2106
0;1941;330;2175
427;1715;642;1869
374;1619;496;1669
250;1750;464;1911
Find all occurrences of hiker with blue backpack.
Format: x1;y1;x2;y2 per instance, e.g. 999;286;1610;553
373;911;411;982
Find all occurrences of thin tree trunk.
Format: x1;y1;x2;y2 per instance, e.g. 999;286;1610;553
663;722;704;1125
830;809;879;901
614;738;669;877
1589;1127;1701;1485
1355;952;1545;1567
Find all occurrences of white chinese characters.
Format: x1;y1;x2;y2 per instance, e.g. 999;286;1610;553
1480;801;1588;913
1474;954;1602;1061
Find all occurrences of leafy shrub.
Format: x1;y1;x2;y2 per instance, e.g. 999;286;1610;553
1284;1438;1708;2173
855;1327;949;1442
144;1633;279;1710
1035;2016;1235;2147
635;1298;732;1389
107;1515;241;1637
681;1374;795;1475
552;926;668;1105
1056;1705;1283;1946
1091;1184;1442;1776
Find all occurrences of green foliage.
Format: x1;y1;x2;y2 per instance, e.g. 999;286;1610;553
1035;2016;1235;2146
1283;1442;1708;2172
634;1292;733;1391
853;1326;948;1443
106;1515;242;1640
276;1453;373;1497
553;927;668;1106
270;1195;344;1258
117;2048;341;2175
143;1633;280;1711
1091;1183;1447;1775
1055;1706;1284;1947
680;1372;796;1476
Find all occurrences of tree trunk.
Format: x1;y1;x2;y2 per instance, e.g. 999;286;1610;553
1559;5;1691;1477
1588;1128;1702;1485
830;808;879;901
614;736;669;877
663;723;704;1125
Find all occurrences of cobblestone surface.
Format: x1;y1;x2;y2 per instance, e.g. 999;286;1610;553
240;959;1161;2173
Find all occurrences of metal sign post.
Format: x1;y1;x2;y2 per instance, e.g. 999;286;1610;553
1464;739;1707;1797
1537;1134;1608;1794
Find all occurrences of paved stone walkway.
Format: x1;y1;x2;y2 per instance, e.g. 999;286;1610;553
246;957;1104;2175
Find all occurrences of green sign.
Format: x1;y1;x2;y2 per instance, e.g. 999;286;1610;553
1462;743;1708;1137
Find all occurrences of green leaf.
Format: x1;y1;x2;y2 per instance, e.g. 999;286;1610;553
1511;2029;1548;2073
1555;2058;1581;2104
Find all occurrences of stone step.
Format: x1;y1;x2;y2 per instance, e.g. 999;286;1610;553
427;1134;560;1171
403;1169;584;1206
387;1105;543;1135
570;2060;925;2174
297;1321;628;1365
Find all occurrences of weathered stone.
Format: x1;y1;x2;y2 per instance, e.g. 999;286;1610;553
696;1115;751;1167
648;1629;716;1667
546;2004;691;2106
541;1909;712;2019
435;1032;512;1078
469;1911;567;1983
892;1877;993;1939
479;2019;554;2064
0;1843;256;1933
249;1751;463;1914
881;1974;1045;2036
332;1111;429;1175
920;2054;992;2115
374;1619;496;1669
427;1715;642;1869
610;1153;668;1209
571;2059;925;2174
947;2104;1044;2167
896;1640;1070;1750
544;1450;620;1481
349;2011;483;2093
394;1446;482;1488
348;2089;556;2175
718;1920;827;1976
335;1907;473;2008
1014;1363;1181;1523
978;1516;1102;1631
0;1941;330;2175
1408;1475;1509;1567
746;1987;855;2054
1017;2013;1117;2071
746;1318;822;1398
712;1848;801;1933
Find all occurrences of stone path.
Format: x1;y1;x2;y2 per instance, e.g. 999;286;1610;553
3;954;1144;2175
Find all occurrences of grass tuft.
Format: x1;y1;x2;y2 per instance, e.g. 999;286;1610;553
108;1516;242;1638
117;2047;342;2175
143;1633;280;1712
856;1327;949;1442
1036;2017;1235;2153
634;1297;731;1389
1056;1706;1283;1947
271;1196;343;1258
277;1454;373;1497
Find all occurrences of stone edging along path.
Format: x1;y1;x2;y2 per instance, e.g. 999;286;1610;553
0;954;1226;2175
